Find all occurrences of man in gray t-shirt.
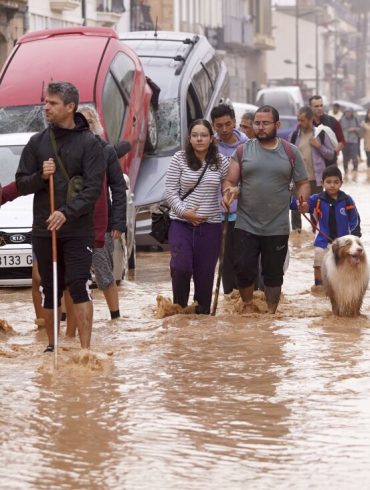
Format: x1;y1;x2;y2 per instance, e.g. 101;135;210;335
222;105;310;313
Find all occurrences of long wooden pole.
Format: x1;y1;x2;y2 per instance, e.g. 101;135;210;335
49;174;58;369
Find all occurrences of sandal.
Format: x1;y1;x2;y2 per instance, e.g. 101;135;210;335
43;344;54;353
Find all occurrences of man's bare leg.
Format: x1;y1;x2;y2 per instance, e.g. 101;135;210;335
32;262;44;326
64;289;77;337
43;307;61;348
74;301;93;349
102;282;120;319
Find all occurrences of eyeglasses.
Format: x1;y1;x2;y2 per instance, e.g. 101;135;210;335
252;121;275;127
190;133;210;139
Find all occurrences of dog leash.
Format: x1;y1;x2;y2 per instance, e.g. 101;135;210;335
298;195;333;243
300;212;333;243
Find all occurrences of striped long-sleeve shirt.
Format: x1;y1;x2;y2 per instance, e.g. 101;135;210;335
165;150;229;223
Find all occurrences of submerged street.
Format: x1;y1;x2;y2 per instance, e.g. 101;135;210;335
1;166;370;489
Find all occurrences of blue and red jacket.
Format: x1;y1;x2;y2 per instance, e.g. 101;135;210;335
291;190;361;249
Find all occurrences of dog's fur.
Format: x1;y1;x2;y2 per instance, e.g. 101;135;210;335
322;235;369;317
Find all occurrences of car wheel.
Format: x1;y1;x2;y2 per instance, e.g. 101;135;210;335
144;104;158;152
128;238;136;270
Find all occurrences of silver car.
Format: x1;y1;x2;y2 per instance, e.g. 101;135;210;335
120;30;229;246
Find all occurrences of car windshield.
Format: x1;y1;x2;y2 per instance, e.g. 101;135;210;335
0;145;23;185
0;105;46;134
122;42;182;154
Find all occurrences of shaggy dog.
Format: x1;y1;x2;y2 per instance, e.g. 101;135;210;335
322;235;369;317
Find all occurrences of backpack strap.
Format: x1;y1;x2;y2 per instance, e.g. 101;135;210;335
234;143;245;187
236;143;244;165
280;139;296;183
314;198;323;220
281;139;296;169
344;195;355;212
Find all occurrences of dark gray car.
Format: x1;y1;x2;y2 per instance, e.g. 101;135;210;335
120;30;229;245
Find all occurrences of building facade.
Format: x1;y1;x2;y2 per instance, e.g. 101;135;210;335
269;0;369;102
0;0;128;68
0;1;28;67
133;0;275;104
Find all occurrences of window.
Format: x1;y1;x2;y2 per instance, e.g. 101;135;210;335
203;55;220;86
102;72;125;144
110;52;136;96
192;65;213;113
186;83;203;127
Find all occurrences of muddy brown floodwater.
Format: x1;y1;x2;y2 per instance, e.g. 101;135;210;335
1;166;370;489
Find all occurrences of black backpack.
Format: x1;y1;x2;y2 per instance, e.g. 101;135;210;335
290;128;337;167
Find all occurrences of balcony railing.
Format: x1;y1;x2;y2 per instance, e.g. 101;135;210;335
224;16;255;49
254;32;275;50
50;0;80;11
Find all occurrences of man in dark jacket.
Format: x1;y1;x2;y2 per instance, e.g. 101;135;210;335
16;81;105;352
309;95;345;165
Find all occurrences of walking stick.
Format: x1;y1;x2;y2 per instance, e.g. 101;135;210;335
211;212;229;316
49;174;58;369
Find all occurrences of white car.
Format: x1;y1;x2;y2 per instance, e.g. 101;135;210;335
232;101;259;126
0;133;33;286
0;133;135;287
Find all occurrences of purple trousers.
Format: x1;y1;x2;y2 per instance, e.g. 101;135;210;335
168;219;222;314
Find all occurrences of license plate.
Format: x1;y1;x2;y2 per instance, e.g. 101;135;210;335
0;253;32;268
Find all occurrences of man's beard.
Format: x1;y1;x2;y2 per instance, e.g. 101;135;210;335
256;128;277;142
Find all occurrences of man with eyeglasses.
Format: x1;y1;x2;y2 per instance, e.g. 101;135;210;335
210;103;247;295
221;105;310;313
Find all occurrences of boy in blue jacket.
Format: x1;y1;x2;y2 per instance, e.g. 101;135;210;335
292;165;361;289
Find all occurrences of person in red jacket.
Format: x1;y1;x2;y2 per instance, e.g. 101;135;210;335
0;181;19;204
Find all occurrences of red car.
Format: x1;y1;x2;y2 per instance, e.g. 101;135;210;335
0;27;157;188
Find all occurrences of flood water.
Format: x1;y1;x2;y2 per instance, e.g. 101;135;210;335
1;165;370;489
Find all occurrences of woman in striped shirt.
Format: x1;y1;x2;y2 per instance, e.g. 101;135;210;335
165;119;229;314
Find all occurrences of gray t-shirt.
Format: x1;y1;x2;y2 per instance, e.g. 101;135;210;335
233;139;307;235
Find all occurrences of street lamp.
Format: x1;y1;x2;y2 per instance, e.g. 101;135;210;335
295;0;299;86
294;2;321;93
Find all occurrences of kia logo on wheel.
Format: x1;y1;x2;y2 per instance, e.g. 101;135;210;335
10;234;26;243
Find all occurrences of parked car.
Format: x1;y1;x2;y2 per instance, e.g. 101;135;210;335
277;115;298;140
0;26;161;262
0;27;157;189
232;102;259;126
0;133;135;287
0;133;34;286
255;86;304;116
120;30;229;245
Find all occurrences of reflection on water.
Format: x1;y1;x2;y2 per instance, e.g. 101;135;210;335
1;166;370;489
